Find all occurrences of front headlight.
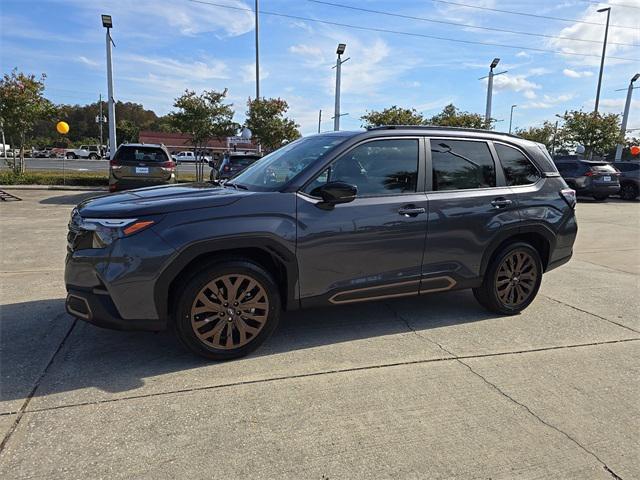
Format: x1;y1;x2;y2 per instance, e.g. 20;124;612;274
78;218;156;248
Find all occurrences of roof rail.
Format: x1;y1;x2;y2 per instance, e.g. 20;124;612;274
366;124;523;139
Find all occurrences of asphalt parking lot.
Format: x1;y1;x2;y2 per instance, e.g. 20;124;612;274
0;189;638;479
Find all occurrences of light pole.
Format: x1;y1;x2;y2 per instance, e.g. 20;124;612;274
551;114;564;156
318;109;322;134
594;7;611;114
508;104;517;134
254;0;260;100
615;73;639;162
480;58;507;127
102;14;117;160
333;43;349;131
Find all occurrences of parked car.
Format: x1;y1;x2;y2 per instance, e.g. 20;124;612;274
173;151;211;163
614;161;640;200
553;158;620;201
211;152;262;180
66;127;577;360
34;148;57;158
65;145;102;160
108;143;176;192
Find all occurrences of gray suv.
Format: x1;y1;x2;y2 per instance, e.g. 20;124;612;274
66;127;577;360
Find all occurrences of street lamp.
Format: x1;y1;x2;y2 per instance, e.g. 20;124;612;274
594;7;611;114
508;104;517;134
480;58;507;126
614;73;640;161
102;14;117;160
333;43;349;131
551;114;564;156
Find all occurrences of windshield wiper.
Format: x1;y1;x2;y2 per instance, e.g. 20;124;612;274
224;182;248;190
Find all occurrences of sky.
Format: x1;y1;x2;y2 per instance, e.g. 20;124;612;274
1;0;639;136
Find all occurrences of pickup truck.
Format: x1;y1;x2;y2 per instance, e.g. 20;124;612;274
65;145;102;160
172;151;211;163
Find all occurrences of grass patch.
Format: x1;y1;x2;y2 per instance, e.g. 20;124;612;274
0;170;199;186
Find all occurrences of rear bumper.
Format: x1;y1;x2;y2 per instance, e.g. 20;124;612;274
575;184;620;196
66;287;165;331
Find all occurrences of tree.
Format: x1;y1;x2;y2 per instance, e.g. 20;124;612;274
514;121;558;151
245;98;300;152
117;119;140;143
559;110;621;158
0;69;55;172
360;106;425;128
171;89;239;181
427;104;490;129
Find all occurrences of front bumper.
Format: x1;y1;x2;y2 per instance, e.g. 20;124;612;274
66;287;165;331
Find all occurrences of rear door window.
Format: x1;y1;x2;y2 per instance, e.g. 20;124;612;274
494;143;540;186
431;139;495;191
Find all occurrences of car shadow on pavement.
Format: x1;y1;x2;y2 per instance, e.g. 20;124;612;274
0;291;494;404
39;191;107;205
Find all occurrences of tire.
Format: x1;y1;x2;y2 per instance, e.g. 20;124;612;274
593;194;608;201
88;153;99;160
174;260;281;360
210;169;219;181
473;242;543;315
620;183;639;201
66;153;76;159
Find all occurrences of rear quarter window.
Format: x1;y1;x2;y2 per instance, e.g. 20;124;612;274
494;143;540;186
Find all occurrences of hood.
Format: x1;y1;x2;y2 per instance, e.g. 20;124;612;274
77;183;250;218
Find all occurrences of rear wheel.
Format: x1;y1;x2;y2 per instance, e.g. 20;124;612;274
620;183;639;201
593;194;608;201
473;243;542;315
174;260;281;360
66;153;76;159
88;153;99;160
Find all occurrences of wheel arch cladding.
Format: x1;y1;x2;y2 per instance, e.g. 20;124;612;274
481;229;551;276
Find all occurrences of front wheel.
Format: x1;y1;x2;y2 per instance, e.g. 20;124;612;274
66;153;76;159
174;260;281;360
88;153;99;160
473;243;543;315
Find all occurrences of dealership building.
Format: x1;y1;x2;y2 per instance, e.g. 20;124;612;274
138;131;256;156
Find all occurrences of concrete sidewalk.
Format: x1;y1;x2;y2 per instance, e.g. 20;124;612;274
1;191;638;479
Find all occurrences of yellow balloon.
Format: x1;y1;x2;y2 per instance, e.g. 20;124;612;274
56;121;69;135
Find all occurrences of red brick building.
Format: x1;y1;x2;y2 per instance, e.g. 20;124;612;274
138;131;256;155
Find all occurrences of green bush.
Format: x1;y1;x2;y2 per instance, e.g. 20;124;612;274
0;170;199;186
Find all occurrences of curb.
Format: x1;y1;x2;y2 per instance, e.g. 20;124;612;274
0;185;107;192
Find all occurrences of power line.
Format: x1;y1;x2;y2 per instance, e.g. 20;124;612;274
189;0;639;62
578;0;640;9
308;0;638;47
423;0;639;30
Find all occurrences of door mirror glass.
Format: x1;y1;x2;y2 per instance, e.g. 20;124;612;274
310;181;357;207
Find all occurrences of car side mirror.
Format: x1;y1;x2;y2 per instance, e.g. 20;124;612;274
311;181;357;209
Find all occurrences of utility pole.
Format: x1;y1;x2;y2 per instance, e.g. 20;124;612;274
255;0;260;100
333;43;349;131
318;109;322;134
615;73;639;162
594;7;611;114
480;58;506;127
508;104;517;134
102;15;117;160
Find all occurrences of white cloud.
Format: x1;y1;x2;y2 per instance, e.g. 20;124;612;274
528;67;552;77
563;68;594;78
516;51;531;58
123;54;229;81
521;93;576;109
240;63;269;85
77;56;99;68
491;74;541;99
548;2;640;67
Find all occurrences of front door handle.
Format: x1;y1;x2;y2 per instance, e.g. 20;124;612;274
398;206;426;217
491;197;513;208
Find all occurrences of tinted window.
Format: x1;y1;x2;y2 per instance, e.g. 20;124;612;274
555;162;575;175
431;140;495;191
616;163;639;172
230;156;260;167
588;163;618;174
495;143;540;185
114;147;169;163
307;139;418;197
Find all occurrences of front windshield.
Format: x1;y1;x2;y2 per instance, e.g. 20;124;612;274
229;135;349;191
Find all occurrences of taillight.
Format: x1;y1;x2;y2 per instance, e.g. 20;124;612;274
159;160;176;170
560;188;576;209
223;165;230;171
584;170;594;176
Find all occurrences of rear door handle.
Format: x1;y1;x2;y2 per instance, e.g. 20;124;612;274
491;197;513;208
398;206;426;217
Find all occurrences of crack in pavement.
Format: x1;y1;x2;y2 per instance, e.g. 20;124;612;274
572;258;639;276
385;303;626;480
3;336;637;419
541;294;640;335
0;316;77;456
